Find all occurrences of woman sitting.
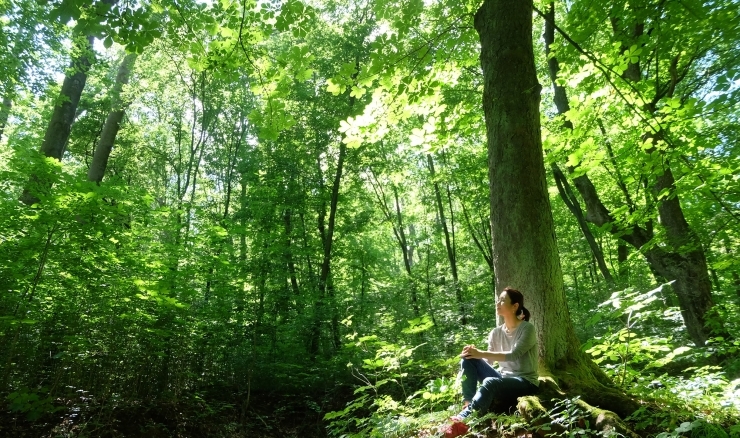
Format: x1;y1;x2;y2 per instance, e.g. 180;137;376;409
456;287;539;419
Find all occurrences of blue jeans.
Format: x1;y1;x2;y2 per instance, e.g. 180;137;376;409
459;358;537;415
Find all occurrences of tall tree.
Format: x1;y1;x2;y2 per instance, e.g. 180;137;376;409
367;167;421;317
0;0;62;142
87;52;137;183
540;0;734;346
474;0;636;420
426;153;466;323
19;35;95;205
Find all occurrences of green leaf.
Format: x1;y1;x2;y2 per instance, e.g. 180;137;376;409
326;78;344;95
340;62;357;76
343;136;362;148
350;86;366;98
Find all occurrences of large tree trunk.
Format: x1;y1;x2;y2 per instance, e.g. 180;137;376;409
475;0;571;366
474;0;637;419
20;35;95;205
87;53;137;183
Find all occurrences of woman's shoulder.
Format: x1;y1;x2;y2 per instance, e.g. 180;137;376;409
519;321;536;334
489;323;506;335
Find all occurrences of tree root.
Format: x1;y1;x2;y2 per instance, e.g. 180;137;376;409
548;354;641;418
515;377;641;438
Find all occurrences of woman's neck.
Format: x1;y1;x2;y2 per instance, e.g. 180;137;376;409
503;315;522;331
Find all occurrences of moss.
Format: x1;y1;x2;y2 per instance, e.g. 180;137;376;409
573;398;640;438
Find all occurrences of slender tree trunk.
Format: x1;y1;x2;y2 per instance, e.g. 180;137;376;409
552;163;614;285
88;53;137;183
610;17;643;82
394;188;420;315
0;94;11;141
284;209;301;298
240;178;248;266
20;35;95;205
318;138;344;292
204;117;244;301
309;83;355;354
322;138;346;350
423;241;437;325
368;169;421;316
459;199;495;301
391;185;414;275
426;155;466;323
475;0;637;417
617;243;628;280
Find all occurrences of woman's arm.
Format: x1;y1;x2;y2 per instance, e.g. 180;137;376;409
462;323;536;363
460;345;506;362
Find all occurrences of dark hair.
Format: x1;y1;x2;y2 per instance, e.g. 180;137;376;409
503;287;531;322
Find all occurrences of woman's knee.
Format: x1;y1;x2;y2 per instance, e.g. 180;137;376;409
480;376;503;391
460;357;479;371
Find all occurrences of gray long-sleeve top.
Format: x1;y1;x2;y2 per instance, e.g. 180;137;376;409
486;320;539;386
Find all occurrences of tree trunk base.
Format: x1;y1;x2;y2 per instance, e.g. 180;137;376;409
550;354;640;418
514;373;640;438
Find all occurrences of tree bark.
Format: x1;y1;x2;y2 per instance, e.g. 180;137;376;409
474;0;637;418
617;243;628;280
610;17;643;82
476;0;570;366
20;35;95;205
87;52;137;183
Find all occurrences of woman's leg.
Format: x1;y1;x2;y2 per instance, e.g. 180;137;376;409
459;358;500;403
460;376;536;418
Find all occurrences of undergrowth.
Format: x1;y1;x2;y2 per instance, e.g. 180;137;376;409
324;286;740;438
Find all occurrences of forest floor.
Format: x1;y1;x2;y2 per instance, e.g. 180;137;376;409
0;388;332;438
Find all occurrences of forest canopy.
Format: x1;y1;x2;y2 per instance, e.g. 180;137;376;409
0;0;739;436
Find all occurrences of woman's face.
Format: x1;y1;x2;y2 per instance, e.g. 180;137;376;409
496;291;519;317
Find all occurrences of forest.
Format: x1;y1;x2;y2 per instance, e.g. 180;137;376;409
0;0;739;436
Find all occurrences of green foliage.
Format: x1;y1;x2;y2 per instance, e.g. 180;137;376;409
325;317;460;437
1;0;740;435
6;387;63;421
582;286;739;435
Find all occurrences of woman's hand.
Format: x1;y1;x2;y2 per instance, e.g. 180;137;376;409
460;345;483;359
